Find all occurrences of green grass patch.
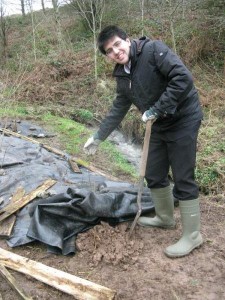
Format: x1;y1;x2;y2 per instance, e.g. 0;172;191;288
0;104;29;117
72;108;94;124
43;113;137;180
196;116;225;194
43;113;87;154
0;105;137;180
101;141;138;178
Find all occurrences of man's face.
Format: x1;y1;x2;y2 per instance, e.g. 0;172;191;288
104;36;131;65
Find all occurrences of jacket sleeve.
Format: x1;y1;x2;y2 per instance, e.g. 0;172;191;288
152;41;194;117
96;93;132;141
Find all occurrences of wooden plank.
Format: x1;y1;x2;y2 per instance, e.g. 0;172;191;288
0;128;81;173
68;157;82;173
0;264;33;300
71;157;120;181
0;215;16;237
0;187;26;237
0;128;120;179
11;186;26;203
0;179;56;223
0;248;116;300
0;128;67;158
0;128;40;144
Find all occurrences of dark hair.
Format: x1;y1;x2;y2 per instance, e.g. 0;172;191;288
97;25;128;55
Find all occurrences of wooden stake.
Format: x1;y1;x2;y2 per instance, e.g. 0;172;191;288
0;248;116;300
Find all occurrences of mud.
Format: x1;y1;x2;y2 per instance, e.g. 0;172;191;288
0;195;225;299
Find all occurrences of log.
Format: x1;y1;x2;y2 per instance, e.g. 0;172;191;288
0;264;33;300
0;179;56;223
0;248;116;300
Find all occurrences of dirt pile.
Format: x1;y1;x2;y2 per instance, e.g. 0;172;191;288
76;222;144;268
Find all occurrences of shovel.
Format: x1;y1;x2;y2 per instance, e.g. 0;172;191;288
129;120;152;236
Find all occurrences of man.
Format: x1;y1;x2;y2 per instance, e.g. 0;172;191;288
84;25;203;258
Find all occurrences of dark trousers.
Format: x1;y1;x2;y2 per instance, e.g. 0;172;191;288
145;121;201;200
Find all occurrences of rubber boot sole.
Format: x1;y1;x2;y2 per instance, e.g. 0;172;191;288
164;239;204;258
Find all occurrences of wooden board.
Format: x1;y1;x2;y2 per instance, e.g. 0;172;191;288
0;264;33;300
68;158;82;173
0;179;56;223
0;186;26;237
0;128;122;179
0;128;81;173
0;248;116;300
0;215;16;238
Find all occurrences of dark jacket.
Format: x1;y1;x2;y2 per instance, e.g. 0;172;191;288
97;37;203;141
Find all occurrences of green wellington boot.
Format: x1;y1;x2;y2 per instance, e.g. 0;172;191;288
138;186;176;229
164;198;203;258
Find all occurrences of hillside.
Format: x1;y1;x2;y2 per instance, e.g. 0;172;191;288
0;1;225;299
0;1;224;193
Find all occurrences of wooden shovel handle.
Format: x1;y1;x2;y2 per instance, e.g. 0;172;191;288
139;120;152;177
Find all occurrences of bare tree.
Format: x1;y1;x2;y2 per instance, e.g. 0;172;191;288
41;0;46;13
68;0;105;79
0;0;9;61
21;0;26;16
52;0;64;48
26;0;37;60
139;0;145;36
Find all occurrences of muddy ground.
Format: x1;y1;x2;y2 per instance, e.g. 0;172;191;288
1;196;225;300
0;122;225;300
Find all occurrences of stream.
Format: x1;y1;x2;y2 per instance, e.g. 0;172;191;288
108;129;142;172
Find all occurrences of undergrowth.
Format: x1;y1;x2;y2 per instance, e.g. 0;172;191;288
0;3;224;194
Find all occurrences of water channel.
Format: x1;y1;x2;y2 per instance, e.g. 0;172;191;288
107;129;142;172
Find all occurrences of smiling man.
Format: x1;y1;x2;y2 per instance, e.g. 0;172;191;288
83;25;203;258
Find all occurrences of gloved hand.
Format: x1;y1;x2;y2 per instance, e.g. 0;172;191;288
83;136;101;155
142;108;158;123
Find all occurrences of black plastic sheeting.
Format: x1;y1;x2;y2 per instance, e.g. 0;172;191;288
0;120;154;255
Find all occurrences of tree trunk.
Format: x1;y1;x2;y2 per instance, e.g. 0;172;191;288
21;0;25;16
41;0;46;13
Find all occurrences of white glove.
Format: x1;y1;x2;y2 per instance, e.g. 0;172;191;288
83;136;101;155
142;108;158;123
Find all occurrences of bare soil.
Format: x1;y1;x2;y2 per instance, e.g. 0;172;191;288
1;191;225;300
0;123;225;300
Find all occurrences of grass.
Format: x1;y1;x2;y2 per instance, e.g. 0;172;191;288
43;112;87;154
0;105;137;181
196;116;225;194
41;112;138;180
0;101;224;192
0;104;29;117
101;140;138;178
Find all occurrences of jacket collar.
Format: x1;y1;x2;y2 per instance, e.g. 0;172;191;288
113;36;150;77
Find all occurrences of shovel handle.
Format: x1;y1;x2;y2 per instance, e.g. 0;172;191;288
139;120;152;177
129;120;152;237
